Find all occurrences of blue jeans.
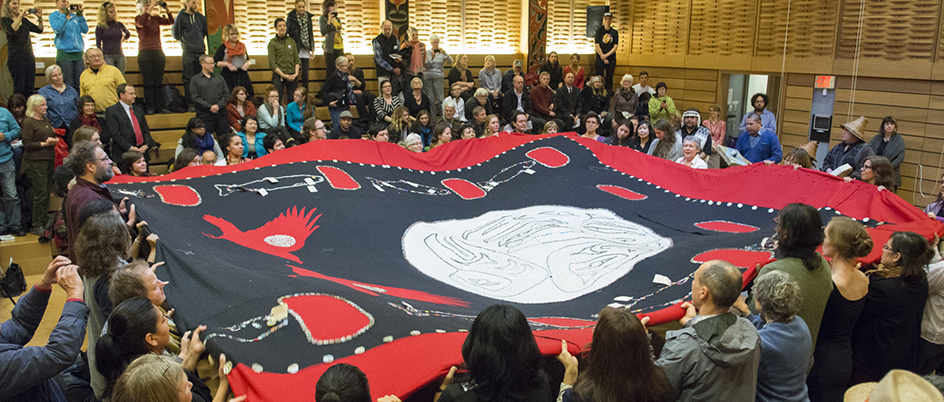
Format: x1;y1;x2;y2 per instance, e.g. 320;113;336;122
0;158;21;233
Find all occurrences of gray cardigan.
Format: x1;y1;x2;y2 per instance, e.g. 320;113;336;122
318;14;342;52
867;133;905;187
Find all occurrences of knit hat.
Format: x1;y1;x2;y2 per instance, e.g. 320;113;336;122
844;370;943;402
682;108;701;126
841;116;869;141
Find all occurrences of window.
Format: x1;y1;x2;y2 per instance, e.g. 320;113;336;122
546;0;608;55
409;0;521;54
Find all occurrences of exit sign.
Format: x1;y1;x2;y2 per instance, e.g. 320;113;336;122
815;75;836;89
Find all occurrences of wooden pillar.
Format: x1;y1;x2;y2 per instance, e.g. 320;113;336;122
527;0;548;71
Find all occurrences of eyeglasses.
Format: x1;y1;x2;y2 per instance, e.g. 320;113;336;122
96;157;112;163
882;244;895;252
862;164;872;170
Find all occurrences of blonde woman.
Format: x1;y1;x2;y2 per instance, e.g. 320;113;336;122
214;24;253;98
95;2;130;73
447;54;475;100
21;95;58;235
479;55;502;105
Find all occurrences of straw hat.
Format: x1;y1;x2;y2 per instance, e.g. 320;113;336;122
841;116;869;141
843;370;943;402
799;141;818;161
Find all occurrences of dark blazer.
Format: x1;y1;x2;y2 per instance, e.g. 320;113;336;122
286;10;315;52
554;85;582;118
104;102;153;161
350;67;367;91
501;88;532;123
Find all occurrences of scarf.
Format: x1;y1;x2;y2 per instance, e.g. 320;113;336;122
193;132;215;154
265;103;283;126
224;40;246;63
80;114;101;130
298;12;311;51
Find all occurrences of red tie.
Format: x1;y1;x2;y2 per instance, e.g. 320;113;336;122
129;108;143;145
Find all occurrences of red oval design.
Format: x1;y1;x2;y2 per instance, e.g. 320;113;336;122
280;294;373;345
153;185;201;206
316;166;361;190
442;178;487;200
691;249;774;269
526;147;569;168
694;221;760;233
597;184;647;201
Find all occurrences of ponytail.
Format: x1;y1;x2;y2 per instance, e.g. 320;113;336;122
94;298;159;397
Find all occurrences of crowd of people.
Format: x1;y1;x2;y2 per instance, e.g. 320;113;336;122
0;1;941;402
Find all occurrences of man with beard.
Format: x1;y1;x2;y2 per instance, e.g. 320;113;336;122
64;140;131;261
677;109;713;159
739;93;777;135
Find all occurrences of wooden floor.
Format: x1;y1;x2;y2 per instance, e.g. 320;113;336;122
0;273;87;349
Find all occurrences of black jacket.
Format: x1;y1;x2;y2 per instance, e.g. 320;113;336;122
554;85;582;118
104;102;154;161
501;88;532;123
286;10;315;52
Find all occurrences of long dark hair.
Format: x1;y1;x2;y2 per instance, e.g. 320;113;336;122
574;307;672;402
879;116;898;137
96;298;159;397
180;117;206;150
173;148;200;171
315;363;371;402
608;122;634;146
867;155;895;190
651;119;676;159
887;231;933;284
776;203;825;270
461;304;545;402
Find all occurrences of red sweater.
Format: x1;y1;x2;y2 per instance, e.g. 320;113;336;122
135;13;174;51
530;85;554;116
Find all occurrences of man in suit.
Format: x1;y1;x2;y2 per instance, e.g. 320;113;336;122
554;71;581;131
501;75;543;131
105;83;153;162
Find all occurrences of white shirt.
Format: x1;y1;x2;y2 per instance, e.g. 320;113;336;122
632;84;656;96
923;248;944;344
676;156;708;169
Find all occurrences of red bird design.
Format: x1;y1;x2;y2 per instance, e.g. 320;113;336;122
203;207;321;263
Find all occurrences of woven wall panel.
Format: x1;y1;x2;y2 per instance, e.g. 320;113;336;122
610;1;632;54
410;0;520;53
631;0;690;55
688;0;756;56
756;0;839;58
837;0;940;61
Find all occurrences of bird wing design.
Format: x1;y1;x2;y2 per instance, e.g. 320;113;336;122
203;207;322;263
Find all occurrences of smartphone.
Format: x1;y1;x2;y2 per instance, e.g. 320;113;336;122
27;8;38;14
158;1;167;6
434;49;441;53
69;4;78;11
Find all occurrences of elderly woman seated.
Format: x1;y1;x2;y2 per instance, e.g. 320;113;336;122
403;133;424;153
733;271;812;402
676;135;708;169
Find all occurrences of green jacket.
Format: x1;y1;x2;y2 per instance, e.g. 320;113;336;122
649;95;676;122
268;35;300;76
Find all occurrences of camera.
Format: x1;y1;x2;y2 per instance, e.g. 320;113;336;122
69;4;78;11
434;49;441;53
27;8;38;14
158;1;166;7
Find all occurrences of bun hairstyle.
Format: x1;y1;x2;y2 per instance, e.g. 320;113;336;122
827;217;874;259
96;298;160;397
315;363;371;402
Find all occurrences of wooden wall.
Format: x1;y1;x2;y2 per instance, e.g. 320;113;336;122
614;0;944;210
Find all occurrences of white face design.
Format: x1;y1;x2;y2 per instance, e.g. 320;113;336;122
403;205;672;303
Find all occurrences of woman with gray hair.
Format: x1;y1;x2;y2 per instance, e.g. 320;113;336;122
424;34;452;118
734;270;811;402
38;64;78;130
